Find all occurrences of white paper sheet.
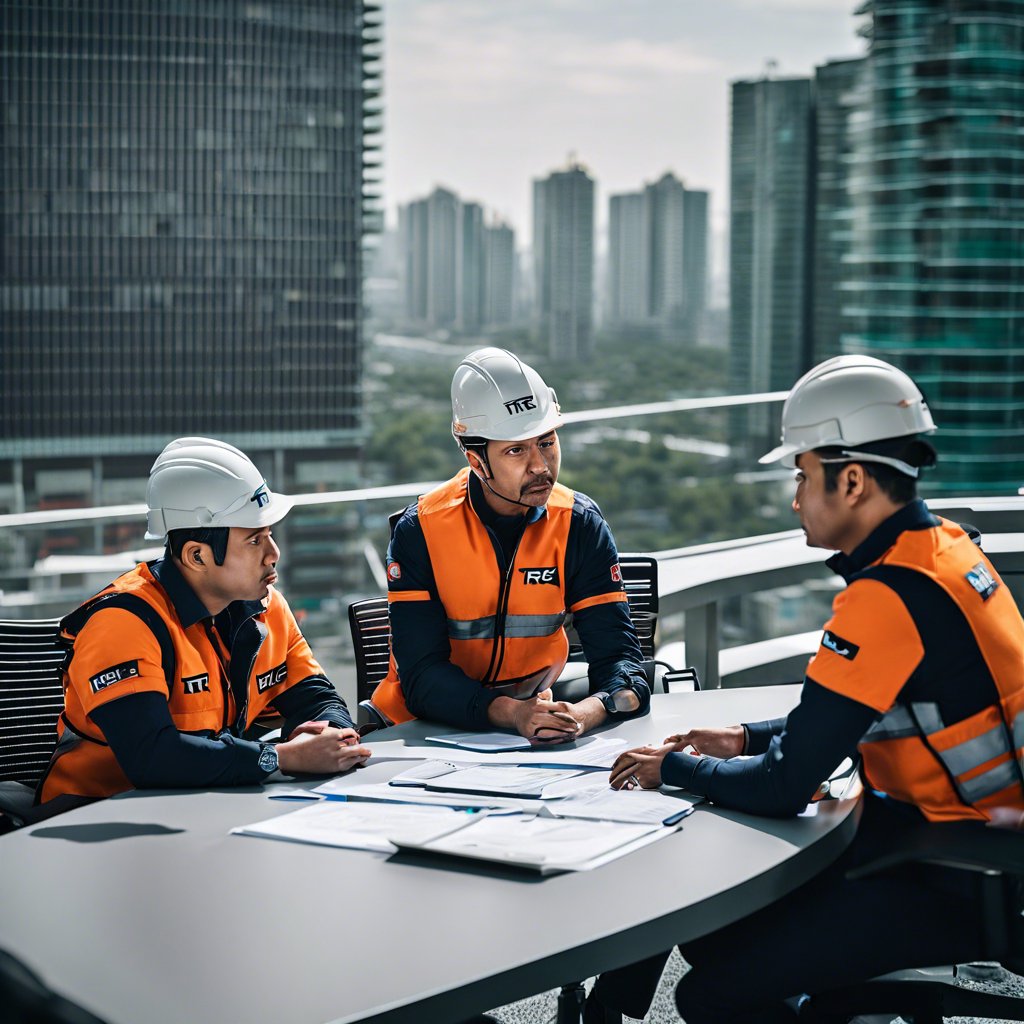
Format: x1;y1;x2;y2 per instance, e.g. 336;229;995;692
363;734;628;769
232;801;470;853
539;780;699;824
392;813;678;873
424;765;585;797
424;731;533;752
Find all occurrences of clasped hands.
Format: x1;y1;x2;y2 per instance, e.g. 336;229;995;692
609;725;745;790
512;690;587;745
275;719;372;775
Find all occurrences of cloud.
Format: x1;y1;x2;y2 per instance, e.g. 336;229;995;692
389;2;722;106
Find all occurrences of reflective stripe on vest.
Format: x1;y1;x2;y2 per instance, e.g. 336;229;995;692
864;702;1024;805
845;517;1024;822
447;611;567;641
370;468;582;725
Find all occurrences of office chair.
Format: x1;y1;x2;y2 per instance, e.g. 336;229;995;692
799;818;1024;1023
348;596;393;730
0;618;64;831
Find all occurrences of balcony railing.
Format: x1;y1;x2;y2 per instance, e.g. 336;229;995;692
3;489;1021;698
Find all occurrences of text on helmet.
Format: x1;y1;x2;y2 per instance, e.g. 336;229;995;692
503;394;537;415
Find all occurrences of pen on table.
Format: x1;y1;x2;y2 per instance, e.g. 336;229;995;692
662;808;692;826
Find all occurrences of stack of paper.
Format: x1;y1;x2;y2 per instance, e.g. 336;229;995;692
390;813;676;874
232;801;470;854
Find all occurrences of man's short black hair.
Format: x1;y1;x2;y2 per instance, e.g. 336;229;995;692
816;436;936;505
166;527;230;566
459;434;492;471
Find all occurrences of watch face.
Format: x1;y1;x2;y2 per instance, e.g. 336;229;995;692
259;745;278;773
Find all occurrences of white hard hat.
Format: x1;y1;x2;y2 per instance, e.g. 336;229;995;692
760;355;936;474
145;437;293;540
451;348;563;446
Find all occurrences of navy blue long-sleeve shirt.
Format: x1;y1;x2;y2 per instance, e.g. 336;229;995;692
387;473;650;730
88;556;352;790
661;502;1000;818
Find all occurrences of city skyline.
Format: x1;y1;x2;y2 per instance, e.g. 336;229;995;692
381;0;865;245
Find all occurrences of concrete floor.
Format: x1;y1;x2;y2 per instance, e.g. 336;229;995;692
488;951;1024;1023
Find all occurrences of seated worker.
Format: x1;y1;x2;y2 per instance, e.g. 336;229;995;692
367;347;650;743
588;355;1024;1024
37;437;370;811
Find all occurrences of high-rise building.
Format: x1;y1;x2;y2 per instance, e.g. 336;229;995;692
398;188;514;333
729;76;814;447
607;193;648;325
0;1;381;600
681;188;710;340
457;202;485;333
533;163;595;360
2;1;375;455
483;222;516;327
843;0;1024;494
607;174;709;340
812;57;865;366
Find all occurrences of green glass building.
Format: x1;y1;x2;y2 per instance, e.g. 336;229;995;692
843;0;1024;493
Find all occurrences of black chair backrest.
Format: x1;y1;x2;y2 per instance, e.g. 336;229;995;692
0;618;64;786
618;553;658;659
347;597;391;705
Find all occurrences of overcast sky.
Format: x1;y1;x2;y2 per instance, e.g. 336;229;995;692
381;0;866;248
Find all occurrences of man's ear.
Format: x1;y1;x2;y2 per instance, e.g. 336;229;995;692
843;464;869;502
465;449;490;480
179;540;209;576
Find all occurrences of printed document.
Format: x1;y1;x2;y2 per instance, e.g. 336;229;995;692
539;779;699;825
391;813;678;874
232;801;468;854
363;734;628;769
423;765;585;798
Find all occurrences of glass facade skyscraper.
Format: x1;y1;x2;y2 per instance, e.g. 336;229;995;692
729;76;814;448
843;0;1024;493
1;1;377;456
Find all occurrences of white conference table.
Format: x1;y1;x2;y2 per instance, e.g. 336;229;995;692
0;685;860;1024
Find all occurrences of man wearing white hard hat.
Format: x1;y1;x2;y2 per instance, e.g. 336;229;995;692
586;356;1024;1024
36;437;369;809
368;348;650;742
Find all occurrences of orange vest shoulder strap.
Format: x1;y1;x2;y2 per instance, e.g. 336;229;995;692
419;468;472;517
61;589;177;694
546;481;575;511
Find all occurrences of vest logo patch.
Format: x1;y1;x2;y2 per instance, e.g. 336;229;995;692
610;563;623;583
182;672;210;695
821;630;859;661
966;562;999;601
89;660;140;693
503;394;536;415
256;661;287;693
387;561;402;581
518;566;560;586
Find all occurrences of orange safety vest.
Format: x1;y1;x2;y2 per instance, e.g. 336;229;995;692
371;469;621;725
39;561;323;803
811;518;1024;822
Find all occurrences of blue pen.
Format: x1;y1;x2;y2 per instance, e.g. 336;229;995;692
662;807;693;826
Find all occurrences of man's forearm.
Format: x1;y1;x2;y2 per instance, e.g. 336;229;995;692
273;676;354;735
93;693;268;789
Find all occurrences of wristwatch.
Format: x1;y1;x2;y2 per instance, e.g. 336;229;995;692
258;742;279;775
594;688;638;716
